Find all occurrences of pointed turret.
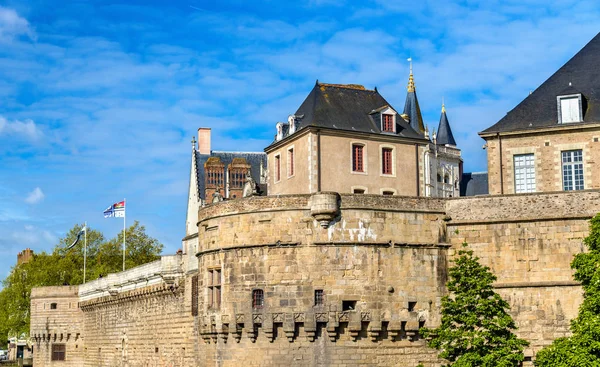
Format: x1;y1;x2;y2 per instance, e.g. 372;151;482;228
436;102;457;146
402;59;425;134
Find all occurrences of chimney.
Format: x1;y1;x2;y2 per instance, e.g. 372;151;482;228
198;128;211;155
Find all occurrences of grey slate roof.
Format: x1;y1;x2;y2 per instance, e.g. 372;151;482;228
481;32;600;134
436;108;457;146
289;82;423;140
460;172;489;196
196;150;267;200
403;89;425;134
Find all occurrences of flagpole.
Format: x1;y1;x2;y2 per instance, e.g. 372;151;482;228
84;222;87;283
123;198;126;272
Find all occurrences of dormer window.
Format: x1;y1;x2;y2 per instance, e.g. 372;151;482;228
558;94;582;124
276;122;284;141
288;115;296;134
382;114;394;132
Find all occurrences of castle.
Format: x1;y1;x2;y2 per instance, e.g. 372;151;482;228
29;33;600;366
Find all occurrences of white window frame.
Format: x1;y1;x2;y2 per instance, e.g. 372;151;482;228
287;145;295;178
561;150;584;191
557;94;583;124
351;185;368;194
379;144;396;177
380;188;397;196
513;153;536;193
350;141;368;175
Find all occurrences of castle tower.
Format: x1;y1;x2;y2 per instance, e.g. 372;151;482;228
436;102;457;146
402;59;425;134
17;248;34;265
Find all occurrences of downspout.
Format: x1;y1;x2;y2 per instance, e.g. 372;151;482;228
415;144;420;196
497;132;504;195
317;130;322;192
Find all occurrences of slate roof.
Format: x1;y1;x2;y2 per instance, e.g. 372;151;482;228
285;82;423;140
481;32;600;134
403;89;425;134
195;150;267;200
436;107;457;146
460;172;489;196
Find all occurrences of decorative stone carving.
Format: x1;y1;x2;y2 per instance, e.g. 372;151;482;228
242;172;258;198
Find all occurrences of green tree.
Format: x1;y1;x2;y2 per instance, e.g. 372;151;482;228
421;243;528;367
0;221;163;340
535;214;600;366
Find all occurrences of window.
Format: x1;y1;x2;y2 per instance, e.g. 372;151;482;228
191;275;199;316
352;144;364;172
287;148;294;177
562;150;584;191
444;175;449;184
229;168;246;189
353;188;365;194
437;174;442;182
382;190;395;196
408;301;417;312
252;289;264;309
207;269;221;309
382;114;394;132
274;154;281;182
559;96;581;123
51;344;66;361
514;154;536;193
314;290;324;306
342;300;357;311
382;148;393;175
50;303;57;310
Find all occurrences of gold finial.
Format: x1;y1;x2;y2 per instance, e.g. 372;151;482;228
407;57;415;92
442;97;446;113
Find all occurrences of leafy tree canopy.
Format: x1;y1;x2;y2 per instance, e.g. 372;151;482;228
421;243;528;367
0;221;163;340
535;213;600;366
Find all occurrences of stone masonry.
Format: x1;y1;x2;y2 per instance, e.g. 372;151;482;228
31;190;600;366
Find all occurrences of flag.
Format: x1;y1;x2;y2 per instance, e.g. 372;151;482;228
67;225;86;250
103;205;114;218
113;200;125;218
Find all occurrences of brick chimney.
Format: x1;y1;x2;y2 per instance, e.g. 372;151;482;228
198;128;211;155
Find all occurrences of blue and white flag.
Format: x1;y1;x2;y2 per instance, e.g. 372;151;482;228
103;205;114;218
67;225;87;250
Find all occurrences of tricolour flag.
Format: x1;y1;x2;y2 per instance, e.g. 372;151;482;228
67;225;87;250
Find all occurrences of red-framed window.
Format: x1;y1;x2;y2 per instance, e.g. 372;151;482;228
382;148;393;175
288;148;294;176
382;114;394;132
352;144;364;172
252;289;264;309
275;155;281;181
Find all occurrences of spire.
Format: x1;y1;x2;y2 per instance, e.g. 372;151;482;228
436;101;457;146
402;57;425;134
407;57;415;92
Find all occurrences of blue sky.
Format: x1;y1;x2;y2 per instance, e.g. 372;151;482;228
0;0;599;277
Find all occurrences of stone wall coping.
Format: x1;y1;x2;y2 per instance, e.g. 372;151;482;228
493;280;581;289
78;254;183;301
31;286;79;299
446;188;600;201
198;193;447;225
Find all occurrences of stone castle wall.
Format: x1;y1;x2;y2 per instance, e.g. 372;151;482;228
31;190;600;366
31;286;83;367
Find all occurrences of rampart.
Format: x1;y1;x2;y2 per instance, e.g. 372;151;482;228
30;190;600;366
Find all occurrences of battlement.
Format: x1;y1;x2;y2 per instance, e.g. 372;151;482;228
78;254;184;301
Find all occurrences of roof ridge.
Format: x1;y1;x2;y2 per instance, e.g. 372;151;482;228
318;82;370;91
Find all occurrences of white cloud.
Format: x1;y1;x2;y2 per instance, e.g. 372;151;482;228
0;6;35;42
25;187;44;204
0;116;42;140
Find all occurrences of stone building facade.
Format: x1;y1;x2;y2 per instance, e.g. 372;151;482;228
481;33;600;195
